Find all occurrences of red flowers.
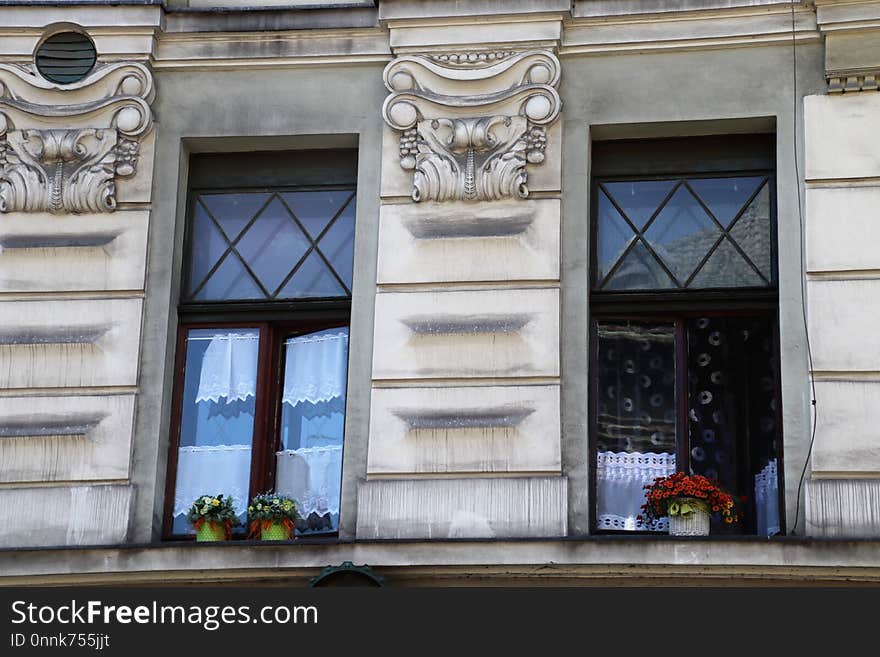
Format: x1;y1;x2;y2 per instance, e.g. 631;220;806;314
638;471;741;529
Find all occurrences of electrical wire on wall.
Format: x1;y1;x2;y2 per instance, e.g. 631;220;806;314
789;0;819;536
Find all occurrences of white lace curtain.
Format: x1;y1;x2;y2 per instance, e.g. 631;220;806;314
195;329;349;406
176;328;349;522
275;445;343;518
173;445;252;518
596;451;781;536
597;451;676;532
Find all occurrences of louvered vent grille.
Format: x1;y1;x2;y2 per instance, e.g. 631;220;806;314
35;32;97;84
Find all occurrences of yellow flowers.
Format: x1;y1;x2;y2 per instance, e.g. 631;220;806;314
212;499;220;506
248;492;300;524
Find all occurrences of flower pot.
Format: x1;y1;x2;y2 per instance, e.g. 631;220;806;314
261;521;293;541
667;498;710;536
196;521;227;542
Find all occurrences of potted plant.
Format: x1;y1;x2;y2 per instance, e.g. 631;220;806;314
247;492;300;541
187;494;238;541
637;472;740;536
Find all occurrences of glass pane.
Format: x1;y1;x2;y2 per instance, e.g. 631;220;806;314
603;240;676;290
277;251;347;299
236;197;310;294
596;189;636;284
644;185;719;285
689;238;765;288
687;316;780;536
276;327;349;534
602;180;677;230
595;320;677;532
189;202;229;296
688;177;765;227
193;253;265;300
172;328;259;535
282;190;354;240
200;193;271;242
317;198;356;289
729;183;772;281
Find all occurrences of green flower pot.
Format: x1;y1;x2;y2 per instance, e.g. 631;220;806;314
261;521;293;541
196;521;226;542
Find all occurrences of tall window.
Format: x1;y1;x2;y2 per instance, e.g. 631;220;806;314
164;150;357;538
590;135;783;536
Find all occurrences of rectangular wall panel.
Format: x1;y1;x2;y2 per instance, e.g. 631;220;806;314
356;476;567;539
0;210;149;292
0;484;132;548
0;297;142;389
368;384;561;474
372;287;559;379
377;199;560;284
806;479;880;538
808;279;880;372
805;93;880;180
812;380;880;474
0;394;135;483
807;186;880;273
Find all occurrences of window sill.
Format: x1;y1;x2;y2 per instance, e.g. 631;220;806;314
3;535;880;586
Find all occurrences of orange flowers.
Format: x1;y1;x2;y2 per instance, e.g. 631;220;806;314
638;471;741;529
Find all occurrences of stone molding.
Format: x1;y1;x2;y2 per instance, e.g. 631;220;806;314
382;50;561;202
0;62;154;214
827;72;880;93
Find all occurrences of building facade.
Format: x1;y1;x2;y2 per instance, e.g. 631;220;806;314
1;0;879;586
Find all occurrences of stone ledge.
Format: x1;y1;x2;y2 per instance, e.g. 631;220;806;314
3;536;880;585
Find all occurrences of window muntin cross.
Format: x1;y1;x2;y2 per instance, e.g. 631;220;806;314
594;175;774;291
187;189;356;302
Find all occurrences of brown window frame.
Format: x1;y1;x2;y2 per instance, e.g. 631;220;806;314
588;134;785;536
162;149;357;541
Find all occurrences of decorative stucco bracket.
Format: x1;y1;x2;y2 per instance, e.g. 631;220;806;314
382;50;561;203
0;62;154;214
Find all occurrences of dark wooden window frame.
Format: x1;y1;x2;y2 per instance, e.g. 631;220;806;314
588;141;785;535
163;152;356;541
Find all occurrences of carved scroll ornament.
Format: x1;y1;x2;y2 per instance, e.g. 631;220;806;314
382;50;561;203
0;62;154;214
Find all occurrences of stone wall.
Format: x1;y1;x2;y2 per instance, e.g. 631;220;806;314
804;0;880;537
0;5;160;547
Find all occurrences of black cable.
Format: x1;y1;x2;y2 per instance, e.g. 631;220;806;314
789;0;818;536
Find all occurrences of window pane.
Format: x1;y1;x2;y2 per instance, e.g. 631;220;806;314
596;189;636;284
602;180;677;230
687;176;765;227
729;182;772;281
644;185;719;285
172;328;259;535
689;238;765;288
236;196;310;294
687;316;780;536
318;198;356;290
192;253;264;301
200;193;270;242
282;190;354;240
595;320;677;532
277;251;347;299
603;240;676;290
189;202;230;296
275;327;349;534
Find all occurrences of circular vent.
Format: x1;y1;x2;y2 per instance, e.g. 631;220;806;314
35;32;97;85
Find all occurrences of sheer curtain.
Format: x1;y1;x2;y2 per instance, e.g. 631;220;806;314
274;328;348;522
196;332;259;403
755;458;780;536
172;330;259;531
596;451;676;531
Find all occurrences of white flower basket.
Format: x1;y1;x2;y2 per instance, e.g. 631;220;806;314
667;500;710;536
